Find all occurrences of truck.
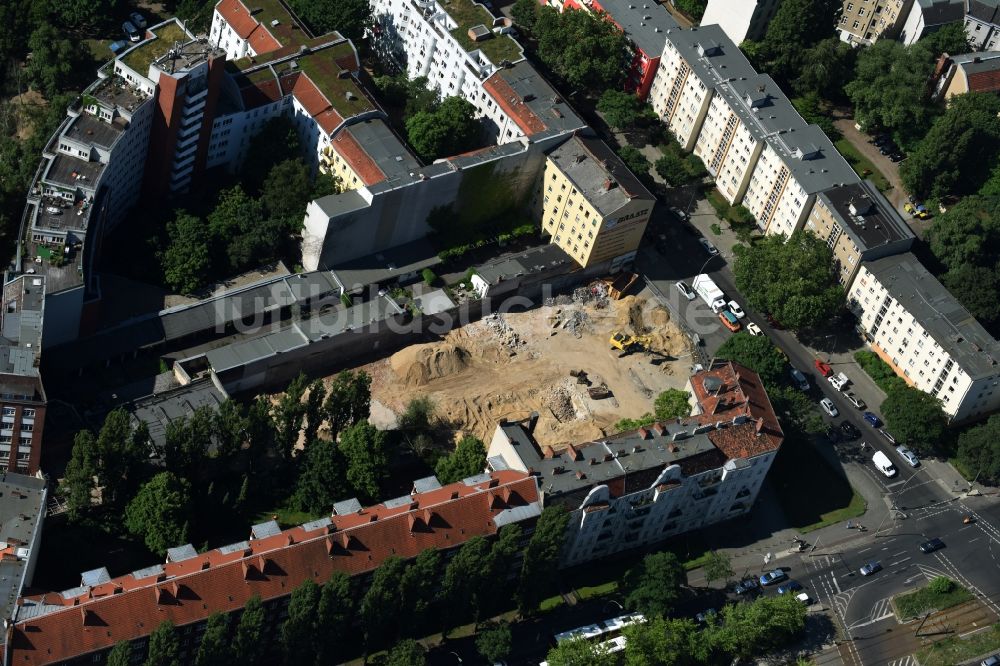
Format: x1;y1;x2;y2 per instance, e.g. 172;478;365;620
692;274;726;313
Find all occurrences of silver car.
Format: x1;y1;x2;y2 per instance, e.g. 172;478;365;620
896;446;920;467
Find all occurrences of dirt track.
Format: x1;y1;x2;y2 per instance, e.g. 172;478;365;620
352;287;697;449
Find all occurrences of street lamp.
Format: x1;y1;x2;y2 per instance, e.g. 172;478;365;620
604;600;623;614
448;652;463;664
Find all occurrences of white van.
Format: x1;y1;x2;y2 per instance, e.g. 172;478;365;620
872;450;897;477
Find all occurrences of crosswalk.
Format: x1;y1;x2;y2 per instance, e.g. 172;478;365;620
887;656;917;666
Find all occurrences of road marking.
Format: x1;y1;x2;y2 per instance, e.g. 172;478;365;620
889;557;911;567
886;480;907;488
888;656;916;666
891;551;906;557
858;547;872;554
969;537;981;543
959;524;975;532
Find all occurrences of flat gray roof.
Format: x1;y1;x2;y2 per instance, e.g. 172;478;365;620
131;378;229;452
547;133;654;216
662;25;757;92
862;253;1000;379
63;112;125;150
411;288;456;315
338;119;422;186
817;180;914;252
43;153;104;191
764;123;859;195
596;0;677;56
314;188;371;221
916;0;964;25
331;238;442;291
488;61;587;139
475;243;573;285
0;473;47;629
86;75;148;113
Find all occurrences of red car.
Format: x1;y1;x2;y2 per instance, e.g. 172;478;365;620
814;359;833;377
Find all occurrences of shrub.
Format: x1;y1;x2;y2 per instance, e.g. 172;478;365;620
422;268;439;286
928;577;954;595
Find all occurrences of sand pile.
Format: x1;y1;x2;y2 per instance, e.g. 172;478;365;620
390;342;471;386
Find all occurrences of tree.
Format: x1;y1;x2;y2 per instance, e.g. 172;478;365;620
106;641;132;666
233;595;267;666
384;639;427;666
162;211;211;295
261;159;313;222
703;551;734;586
597;90;647;130
715;332;788;386
145;621;181;666
623;616;707;666
208;185;268;272
339;421;388;502
732;230;843;330
476;623;513;663
654;389;692;421
324;370;372;436
292;437;346;513
545;637;618;666
517;506;569;613
53;0;120;32
617;146;651;180
274;372;309;458
655;152;689;187
435;435;487;484
362;556;407;650
62;430;97;521
94;409;148;508
239;116;302;193
673;0;706;20
711;593;806;660
881;386;948;454
441;536;494;630
302;379;327;444
398;548;441;637
751;0;840;85
534;6;629;90
957;414;1000;486
196;612;230;666
919;22;970;57
623;552;686;617
214;399;248;459
286;0;371;41
26;24;87;97
793;37;856;100
317;572;354;664
405;96;481;162
125;473;192;556
162;406;216;477
281;579;320;664
900;92;1000;199
511;0;539;30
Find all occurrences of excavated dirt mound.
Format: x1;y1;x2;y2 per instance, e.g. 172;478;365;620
390;342;471;386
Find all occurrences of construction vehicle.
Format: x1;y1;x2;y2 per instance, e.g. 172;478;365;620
609;332;652;357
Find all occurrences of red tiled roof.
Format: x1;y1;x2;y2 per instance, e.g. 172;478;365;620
483;72;546;136
690;360;784;459
968;70;1000;94
9;471;540;665
331;129;386;186
216;0;281;54
291;75;343;135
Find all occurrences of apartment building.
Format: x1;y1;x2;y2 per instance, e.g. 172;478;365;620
487;360;784;566
967;0;1000;50
538;133;655;269
0;472;47;660
804;180;914;286
649;26;756;151
899;0;965;44
6;470;541;665
847;253;1000;422
701;0;781;43
537;0;677;99
932;51;1000;100
320;118;422;192
0;277;47;474
838;0;913;44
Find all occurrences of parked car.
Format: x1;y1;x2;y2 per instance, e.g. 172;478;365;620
695;608;717;623
980;655;999;666
845;392;866;409
814;359;833;377
719;310;741;332
795;592;812;605
840;421;861;440
109;40;130;55
820;398;839;418
825;425;841;443
777;580;803;595
859;561;882;576
746;322;763;337
788;368;808;391
920;537;945;553
734;578;759;595
897;446;920;467
123;20;141;42
727;300;746;319
889;152;904;162
675;281;696;301
759;570;787;586
880;429;897;445
129;11;147;28
863;411;882;427
828;372;850;391
699;238;719;256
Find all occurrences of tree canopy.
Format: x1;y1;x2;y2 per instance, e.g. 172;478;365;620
435;435;487;484
286;0;371;41
476;623;513;663
545;637;618;666
525;4;629;91
339;421;388;503
745;0;841;86
957;414;1000;486
654;389;692;421
162;211;212;295
405;96;481;163
517;506;570;613
597;90;650;130
125;472;192;556
881;386;948;454
715;332;788;386
145;621;181;666
703;551;734;585
622;552;686;617
732;230;843;330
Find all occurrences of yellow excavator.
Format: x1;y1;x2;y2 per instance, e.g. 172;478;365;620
609;332;652;357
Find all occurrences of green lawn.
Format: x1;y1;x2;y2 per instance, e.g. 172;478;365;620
254;506;324;529
835;138;891;192
916;623;1000;666
770;437;867;533
948;456;974;481
540;595;565;612
894;580;973;620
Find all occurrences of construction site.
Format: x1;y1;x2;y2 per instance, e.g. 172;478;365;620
350;283;698;449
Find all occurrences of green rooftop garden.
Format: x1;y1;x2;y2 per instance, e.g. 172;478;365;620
121;21;191;75
442;0;523;65
296;52;375;118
